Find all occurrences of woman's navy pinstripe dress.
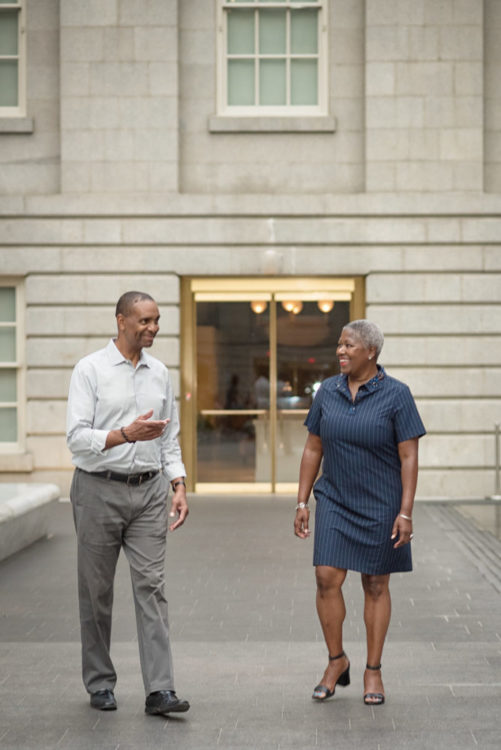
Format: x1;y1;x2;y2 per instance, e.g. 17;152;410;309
305;366;426;575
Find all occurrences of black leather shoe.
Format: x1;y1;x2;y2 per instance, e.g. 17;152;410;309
90;689;117;711
145;690;190;715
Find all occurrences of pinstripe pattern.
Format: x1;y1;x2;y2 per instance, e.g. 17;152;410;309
305;366;426;575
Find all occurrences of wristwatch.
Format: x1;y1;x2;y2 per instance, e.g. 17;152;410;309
296;502;309;511
171;479;186;490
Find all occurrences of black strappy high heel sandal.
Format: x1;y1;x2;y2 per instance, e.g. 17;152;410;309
363;663;385;705
312;650;351;701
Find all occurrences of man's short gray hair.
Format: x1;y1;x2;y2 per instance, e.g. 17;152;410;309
343;319;384;358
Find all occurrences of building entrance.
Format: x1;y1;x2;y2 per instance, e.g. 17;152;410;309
181;278;363;492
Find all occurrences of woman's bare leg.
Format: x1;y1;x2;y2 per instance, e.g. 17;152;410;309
361;573;391;702
314;566;350;691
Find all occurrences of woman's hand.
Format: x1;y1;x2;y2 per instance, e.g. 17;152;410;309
391;514;413;548
294;507;311;539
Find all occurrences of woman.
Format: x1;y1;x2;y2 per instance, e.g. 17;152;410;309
294;320;425;706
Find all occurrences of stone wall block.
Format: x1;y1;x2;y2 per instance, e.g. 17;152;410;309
90;162;150;192
26;274;180;305
395;162;454;191
134;27;177;61
416;400;501;432
439;26;482;61
440;129;483;161
60;28;104;62
369;304;501;334
61;62;90;96
61;163;92;193
27;370;72;400
103;28;135;62
27;336;179;368
119;0;177;26
149;63;179;96
417;469;491;499
420;435;493;468
385;367;501;398
26;305;179;336
27;436;73;469
383;336;501;366
61;0;118;27
89;62;149;97
395;62;454;97
366;63;396;95
27;401;67;435
408;27;440;60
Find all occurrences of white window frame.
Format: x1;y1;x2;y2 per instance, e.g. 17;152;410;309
217;0;328;117
0;279;25;454
0;0;26;117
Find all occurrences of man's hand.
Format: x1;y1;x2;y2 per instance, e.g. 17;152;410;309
125;410;170;442
105;410;170;450
169;486;189;531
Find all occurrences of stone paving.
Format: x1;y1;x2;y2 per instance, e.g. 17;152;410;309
1;496;501;749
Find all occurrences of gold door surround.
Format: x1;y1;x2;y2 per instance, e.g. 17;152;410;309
180;277;365;493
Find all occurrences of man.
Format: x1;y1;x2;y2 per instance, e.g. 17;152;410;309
67;291;189;715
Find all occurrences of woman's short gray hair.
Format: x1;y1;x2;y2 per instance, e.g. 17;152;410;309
343;319;384;358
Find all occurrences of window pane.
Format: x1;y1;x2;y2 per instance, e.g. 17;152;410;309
259;10;286;54
228;60;254;105
259;59;286;105
291;9;318;54
291;58;317;104
0;369;16;401
0;327;16;361
227;10;254;55
0;10;18;55
0;407;17;442
0;60;18;106
0;288;15;321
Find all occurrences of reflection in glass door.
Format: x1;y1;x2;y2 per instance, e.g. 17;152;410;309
196;299;272;487
181;278;362;492
275;296;350;491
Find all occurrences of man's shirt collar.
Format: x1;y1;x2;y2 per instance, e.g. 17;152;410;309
106;338;151;368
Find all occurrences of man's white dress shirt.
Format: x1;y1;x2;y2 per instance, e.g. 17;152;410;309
67;339;186;480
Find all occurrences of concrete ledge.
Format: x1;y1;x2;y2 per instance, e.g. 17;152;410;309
0;483;60;563
0;117;34;134
208;115;337;133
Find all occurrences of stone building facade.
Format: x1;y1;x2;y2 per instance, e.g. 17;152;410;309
0;0;500;498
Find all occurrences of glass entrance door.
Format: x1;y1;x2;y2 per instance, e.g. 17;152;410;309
181;278;363;492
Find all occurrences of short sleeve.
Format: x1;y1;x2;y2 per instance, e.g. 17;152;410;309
304;384;324;436
394;385;426;443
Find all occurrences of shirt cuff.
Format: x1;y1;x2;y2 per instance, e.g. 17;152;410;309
162;464;187;483
90;429;109;454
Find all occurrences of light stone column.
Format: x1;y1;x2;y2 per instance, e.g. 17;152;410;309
60;0;179;194
365;0;483;192
484;0;501;192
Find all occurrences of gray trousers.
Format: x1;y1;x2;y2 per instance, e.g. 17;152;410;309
70;468;174;695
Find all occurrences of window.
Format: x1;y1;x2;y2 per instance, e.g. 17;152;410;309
0;283;24;451
218;0;328;116
0;0;25;116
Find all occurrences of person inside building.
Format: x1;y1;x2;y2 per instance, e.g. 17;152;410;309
294;319;425;706
66;291;190;716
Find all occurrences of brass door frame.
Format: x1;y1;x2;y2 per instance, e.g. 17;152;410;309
180;276;365;493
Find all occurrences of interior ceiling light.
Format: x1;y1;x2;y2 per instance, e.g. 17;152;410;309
281;300;303;315
250;300;267;314
317;300;334;313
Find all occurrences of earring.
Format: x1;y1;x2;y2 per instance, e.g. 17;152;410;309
368;356;372;360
